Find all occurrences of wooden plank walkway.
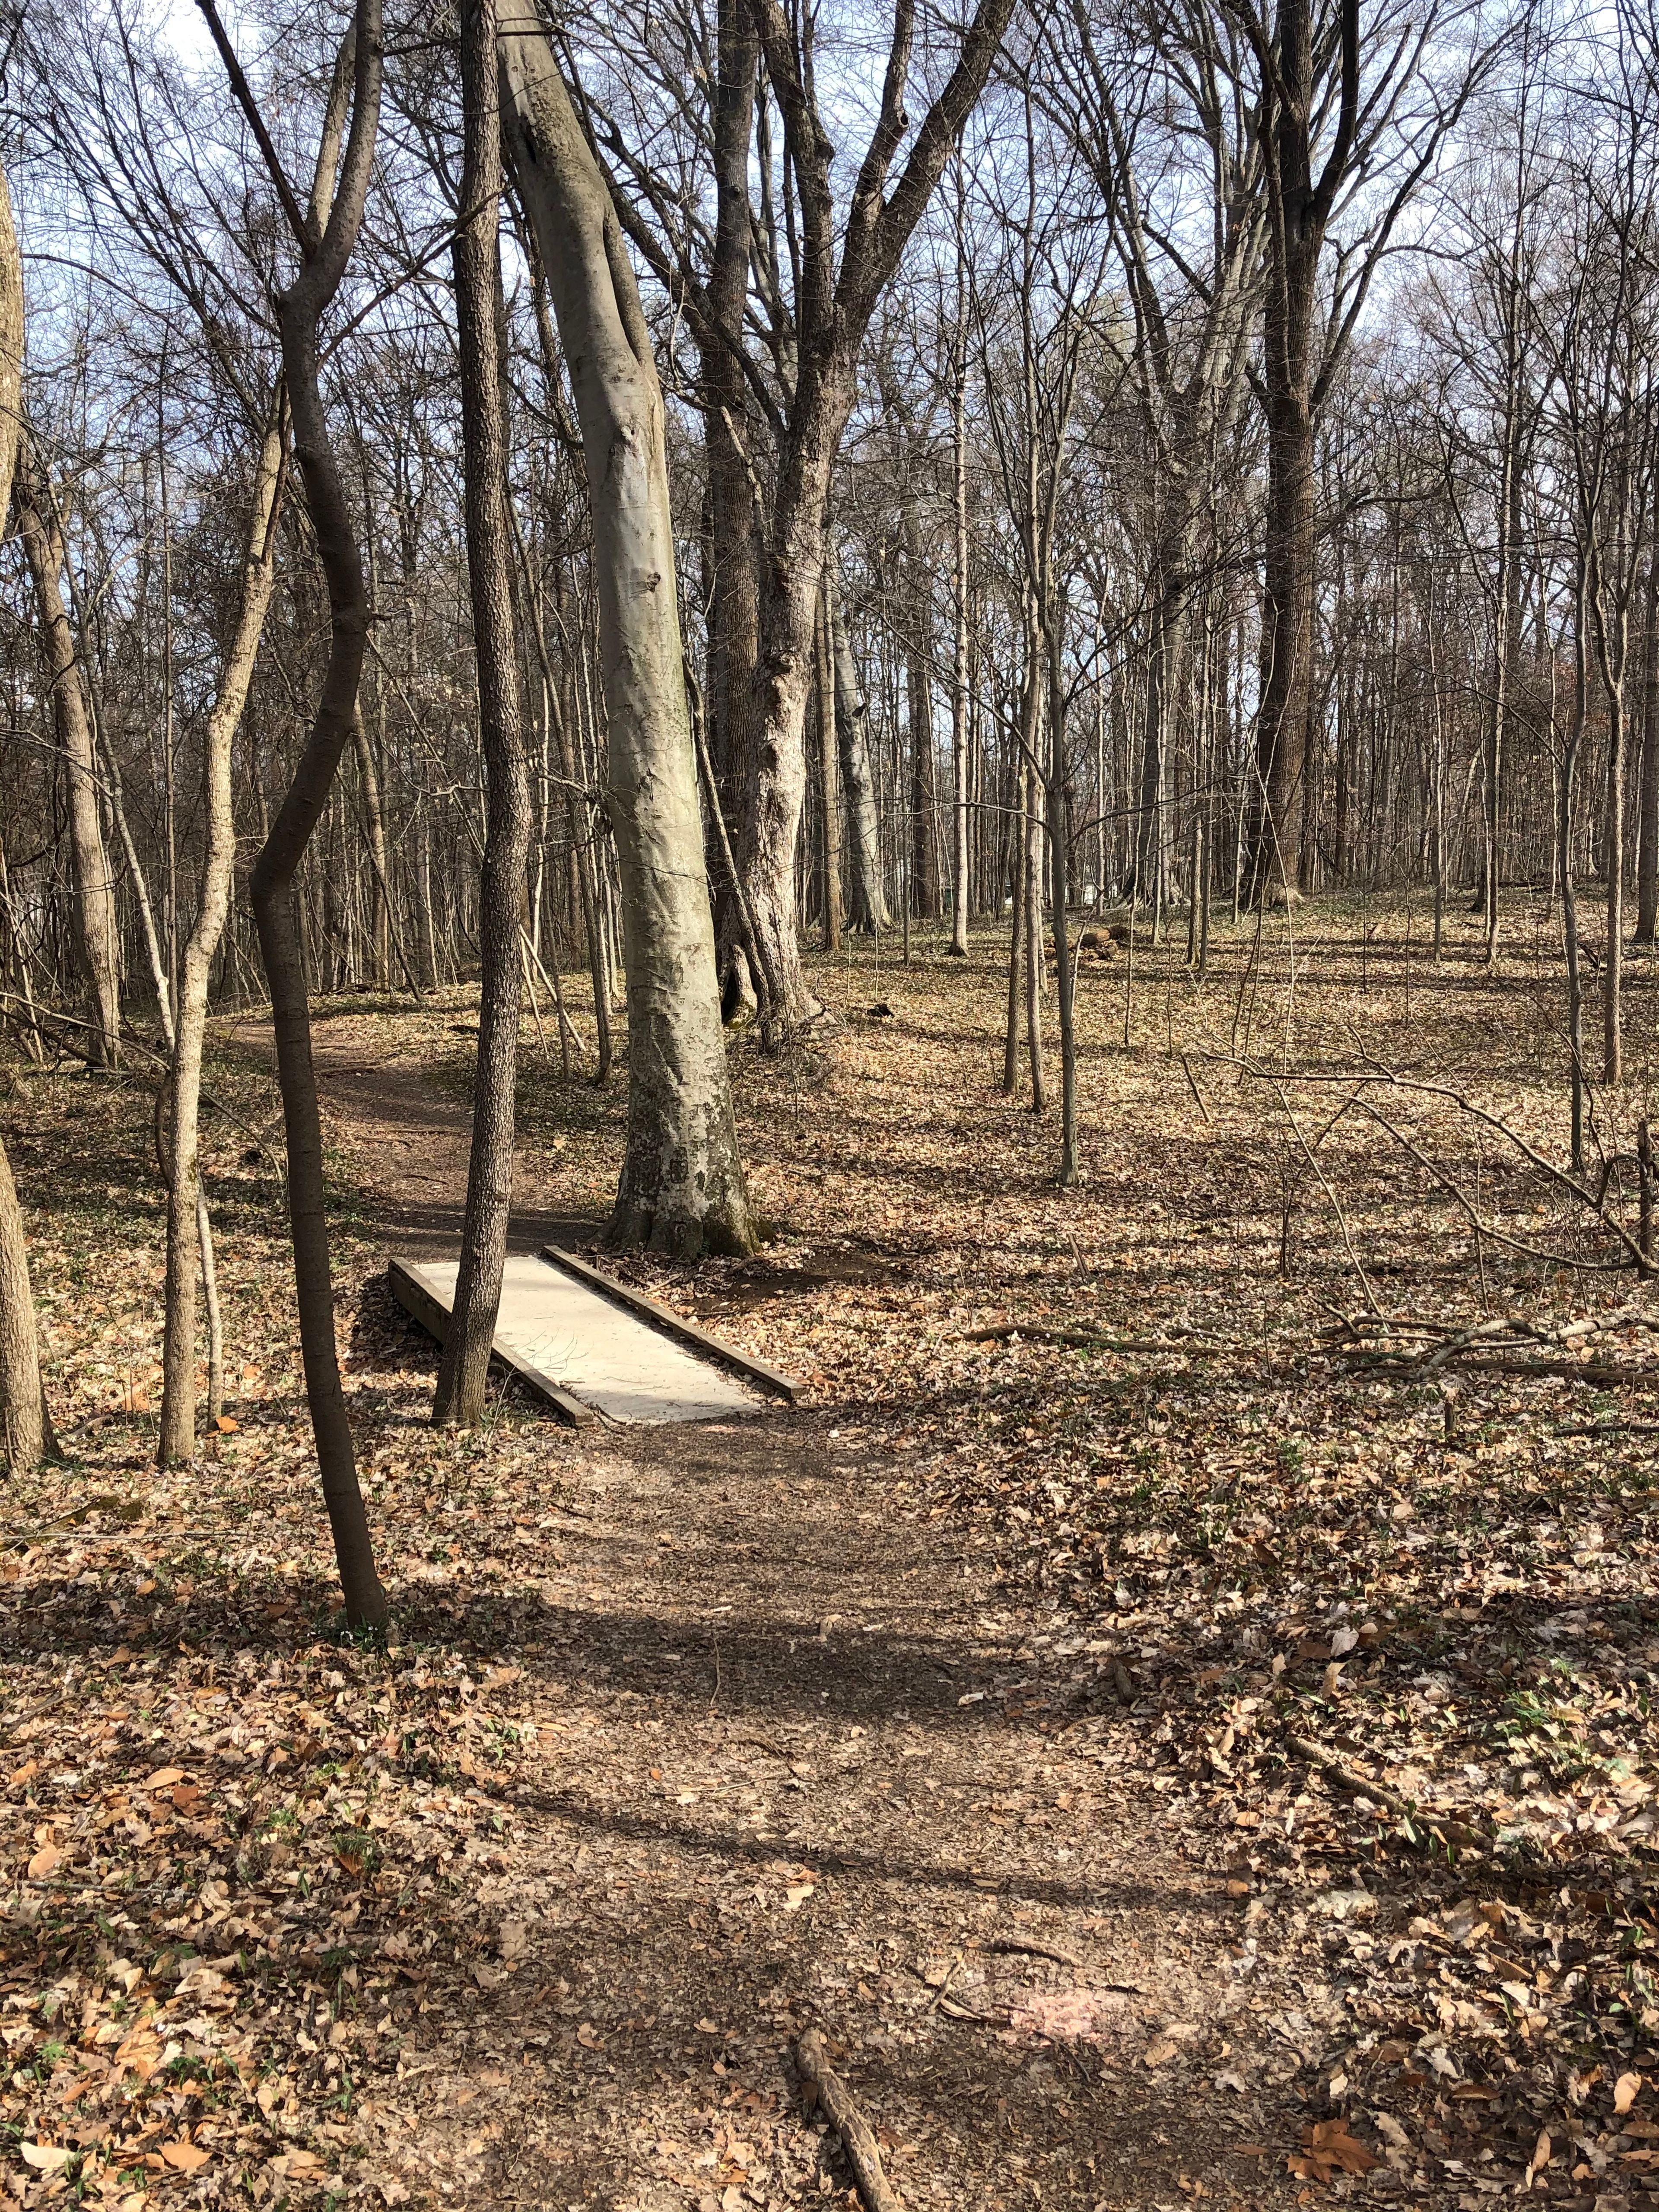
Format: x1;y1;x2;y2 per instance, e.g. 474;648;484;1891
388;1253;775;1425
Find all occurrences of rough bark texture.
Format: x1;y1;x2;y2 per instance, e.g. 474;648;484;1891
435;0;534;1425
15;443;122;1067
159;408;285;1464
501;22;757;1260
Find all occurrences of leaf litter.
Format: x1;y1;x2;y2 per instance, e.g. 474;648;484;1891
0;906;1656;2208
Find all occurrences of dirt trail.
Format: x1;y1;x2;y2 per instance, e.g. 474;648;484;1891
251;1018;1315;2210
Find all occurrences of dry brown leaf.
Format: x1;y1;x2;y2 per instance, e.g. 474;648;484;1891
1289;2120;1380;2185
1615;2073;1643;2116
19;2143;71;2172
25;1843;59;1879
159;2142;210;2174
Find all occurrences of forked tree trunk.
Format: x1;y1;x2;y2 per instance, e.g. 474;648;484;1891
15;441;122;1067
736;0;1015;1021
434;0;534;1425
0;158;50;1478
200;0;389;1624
158;403;286;1464
501;22;757;1259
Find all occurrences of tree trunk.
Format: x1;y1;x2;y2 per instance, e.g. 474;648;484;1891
832;587;890;932
1003;771;1025;1094
908;646;938;919
15;441;122;1066
501;21;757;1258
435;0;535;1424
740;363;850;1023
705;0;763;1001
159;404;286;1465
1639;532;1659;945
814;578;843;951
218;0;389;1627
1249;350;1315;901
1047;600;1078;1182
0;158;48;1477
1605;679;1626;1085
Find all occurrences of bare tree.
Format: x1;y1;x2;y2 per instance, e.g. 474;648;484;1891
434;0;534;1423
0;159;51;1477
14;438;121;1067
728;0;1018;1023
501;18;759;1258
157;407;286;1463
196;0;389;1626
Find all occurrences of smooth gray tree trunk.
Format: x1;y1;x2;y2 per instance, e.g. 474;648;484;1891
501;22;757;1259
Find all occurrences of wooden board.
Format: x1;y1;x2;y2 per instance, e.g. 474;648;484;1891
538;1244;801;1404
388;1258;594;1426
388;1253;772;1424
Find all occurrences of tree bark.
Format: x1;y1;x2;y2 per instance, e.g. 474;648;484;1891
1243;0;1360;904
1638;525;1659;945
735;0;1016;1022
200;0;390;1625
832;586;890;932
14;441;122;1067
0;158;49;1478
159;402;286;1464
1047;601;1078;1181
949;191;972;957
705;0;763;1001
501;21;758;1259
435;0;534;1425
814;577;843;951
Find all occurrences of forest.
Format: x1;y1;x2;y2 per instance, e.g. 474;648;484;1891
0;0;1657;2202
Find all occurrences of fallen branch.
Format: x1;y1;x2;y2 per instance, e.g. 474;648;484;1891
1288;1734;1490;1852
795;2029;902;2212
986;1934;1079;1967
963;1326;1230;1355
1351;1350;1656;1388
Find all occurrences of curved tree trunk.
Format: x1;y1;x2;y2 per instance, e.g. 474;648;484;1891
501;22;757;1259
158;405;286;1465
434;0;534;1425
200;0;390;1624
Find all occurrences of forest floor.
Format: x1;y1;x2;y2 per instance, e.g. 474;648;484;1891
1;897;1657;2212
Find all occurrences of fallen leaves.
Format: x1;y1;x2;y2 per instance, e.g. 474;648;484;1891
159;2141;210;2173
19;2142;71;2172
1287;2119;1380;2184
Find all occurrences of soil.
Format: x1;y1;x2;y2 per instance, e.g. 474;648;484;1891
231;1004;1316;2208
